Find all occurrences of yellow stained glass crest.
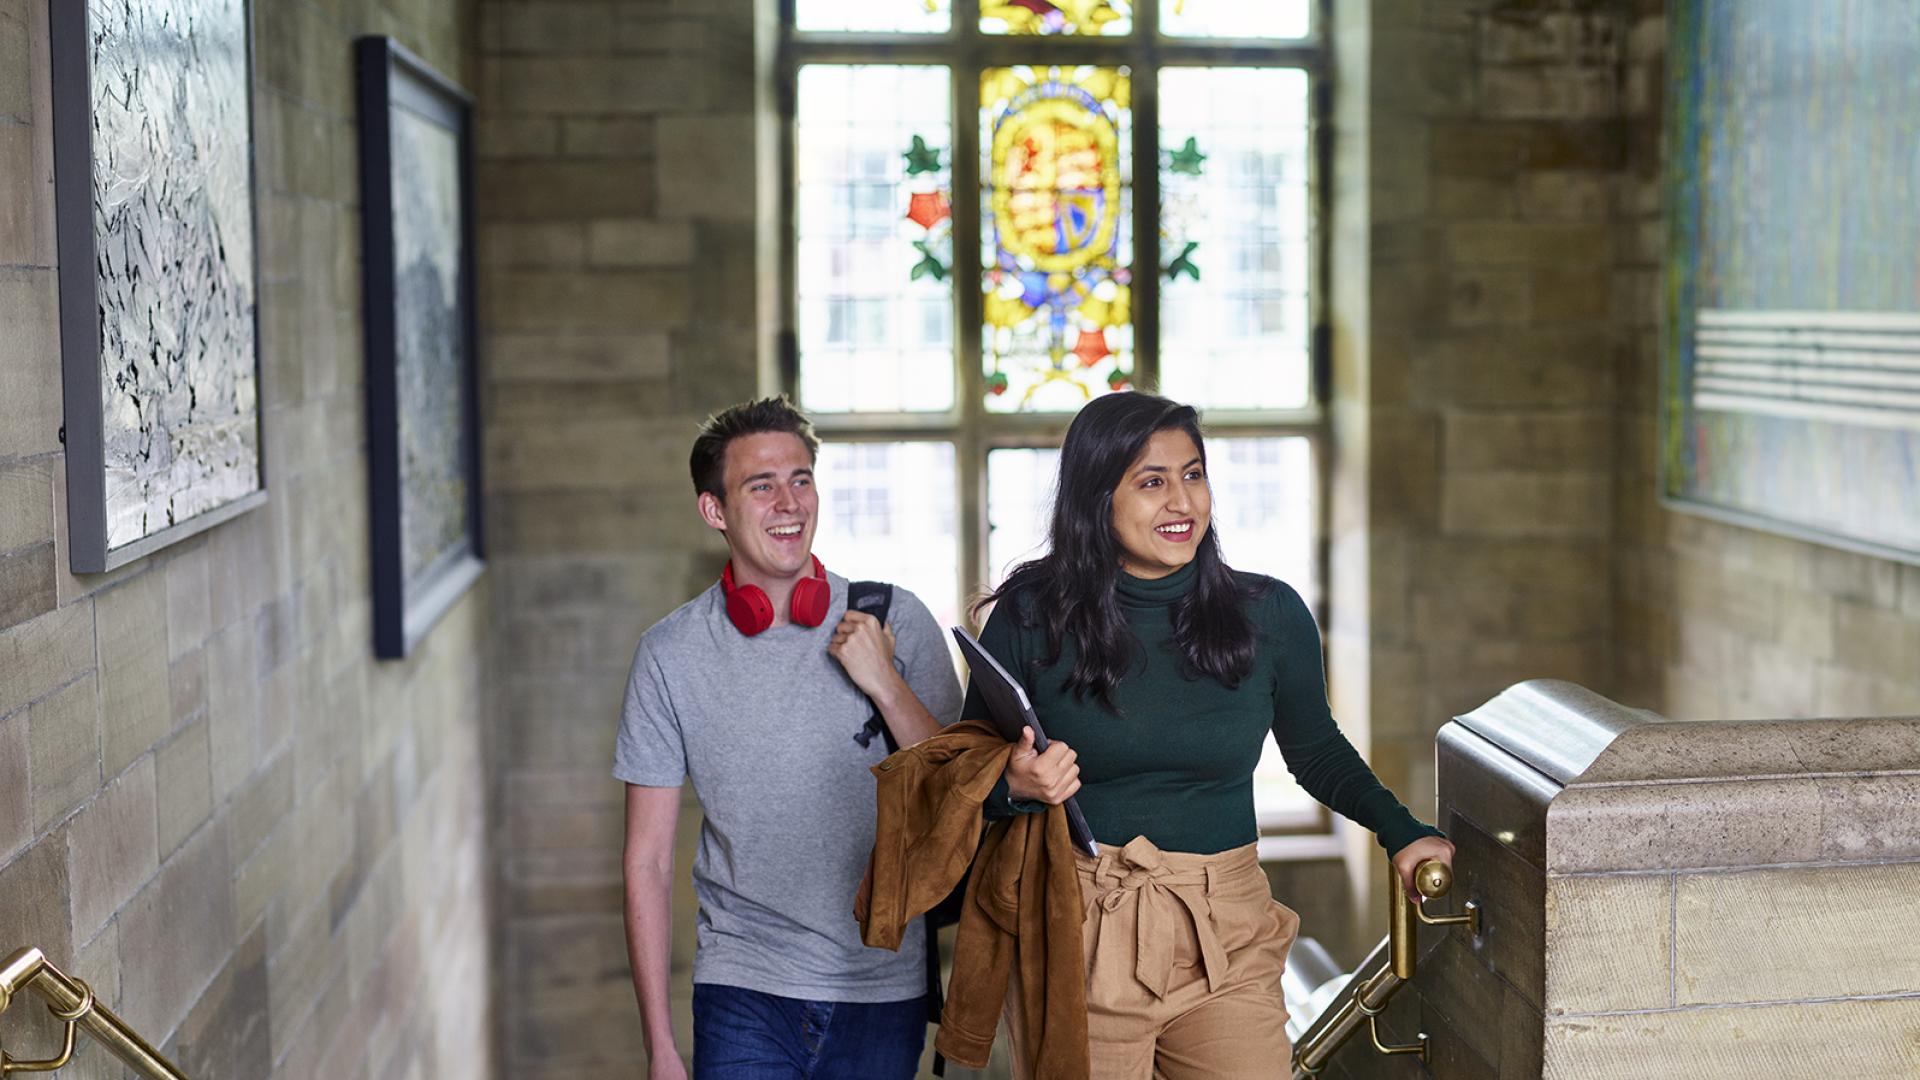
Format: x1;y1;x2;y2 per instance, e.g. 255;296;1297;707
981;66;1133;411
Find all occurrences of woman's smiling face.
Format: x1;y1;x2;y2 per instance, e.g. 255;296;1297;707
1110;428;1211;580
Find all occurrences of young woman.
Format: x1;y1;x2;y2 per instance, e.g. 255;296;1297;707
967;392;1452;1079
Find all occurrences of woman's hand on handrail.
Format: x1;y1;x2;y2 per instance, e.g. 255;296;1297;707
1390;836;1456;901
1004;726;1082;805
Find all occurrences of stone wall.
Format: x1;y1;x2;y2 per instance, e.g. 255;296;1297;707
1336;0;1634;937
474;0;768;1075
0;2;490;1078
1350;0;1920;949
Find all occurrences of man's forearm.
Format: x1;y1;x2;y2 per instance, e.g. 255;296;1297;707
871;673;941;747
624;863;679;1059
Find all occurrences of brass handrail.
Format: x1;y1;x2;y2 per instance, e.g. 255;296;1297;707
1290;859;1480;1078
0;947;190;1078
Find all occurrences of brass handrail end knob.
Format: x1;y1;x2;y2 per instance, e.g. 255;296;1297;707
1414;860;1451;900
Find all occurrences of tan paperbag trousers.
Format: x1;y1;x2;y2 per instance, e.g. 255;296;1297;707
1006;835;1300;1080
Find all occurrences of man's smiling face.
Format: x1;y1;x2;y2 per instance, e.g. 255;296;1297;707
702;431;819;583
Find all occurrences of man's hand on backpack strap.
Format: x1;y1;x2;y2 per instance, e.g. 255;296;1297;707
828;609;904;700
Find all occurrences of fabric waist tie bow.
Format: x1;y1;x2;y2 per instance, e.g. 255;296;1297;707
1083;835;1231;1000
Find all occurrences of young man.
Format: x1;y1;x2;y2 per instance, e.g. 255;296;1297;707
617;397;963;1080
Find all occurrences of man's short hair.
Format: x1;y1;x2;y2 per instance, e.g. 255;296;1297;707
689;396;822;500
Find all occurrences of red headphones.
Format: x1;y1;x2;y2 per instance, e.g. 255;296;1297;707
722;556;831;636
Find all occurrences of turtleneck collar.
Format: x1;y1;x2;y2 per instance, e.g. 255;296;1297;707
1114;558;1199;608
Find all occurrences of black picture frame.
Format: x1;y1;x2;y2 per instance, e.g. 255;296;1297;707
355;38;485;660
51;0;268;573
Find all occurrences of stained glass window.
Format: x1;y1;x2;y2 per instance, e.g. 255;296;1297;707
981;66;1134;413
796;66;954;413
794;0;952;34
1161;0;1310;39
812;441;962;630
981;0;1131;36
1158;68;1312;410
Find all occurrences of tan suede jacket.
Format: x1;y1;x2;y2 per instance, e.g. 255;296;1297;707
858;720;1090;1080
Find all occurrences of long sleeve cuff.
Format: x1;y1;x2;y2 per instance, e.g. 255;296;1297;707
1355;788;1445;855
983;775;1047;820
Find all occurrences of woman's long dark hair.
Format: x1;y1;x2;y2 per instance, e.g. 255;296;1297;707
975;392;1264;709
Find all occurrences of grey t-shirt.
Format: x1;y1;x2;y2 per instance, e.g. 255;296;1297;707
614;571;963;1002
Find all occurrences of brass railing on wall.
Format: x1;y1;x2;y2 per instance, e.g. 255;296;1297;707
0;947;190;1078
1291;860;1481;1077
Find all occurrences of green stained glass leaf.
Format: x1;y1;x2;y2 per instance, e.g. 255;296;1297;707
1168;136;1206;176
1164;241;1201;281
910;240;950;281
904;135;943;176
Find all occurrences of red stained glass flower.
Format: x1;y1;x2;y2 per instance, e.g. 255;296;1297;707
1072;328;1110;367
906;191;952;230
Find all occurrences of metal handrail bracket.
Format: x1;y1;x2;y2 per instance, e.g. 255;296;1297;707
0;947;191;1079
1290;859;1480;1078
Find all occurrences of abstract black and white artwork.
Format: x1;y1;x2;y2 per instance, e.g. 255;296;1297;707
52;0;266;572
357;38;484;659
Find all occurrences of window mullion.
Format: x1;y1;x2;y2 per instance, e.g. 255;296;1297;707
1133;61;1161;396
953;55;988;616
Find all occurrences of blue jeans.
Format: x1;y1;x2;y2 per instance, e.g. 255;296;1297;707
691;983;927;1080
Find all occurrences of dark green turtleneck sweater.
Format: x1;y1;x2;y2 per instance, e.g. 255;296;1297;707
968;563;1441;856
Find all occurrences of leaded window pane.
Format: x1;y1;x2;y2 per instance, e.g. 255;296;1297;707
813;441;962;629
794;0;951;34
986;447;1060;585
1161;0;1310;40
1208;435;1315;600
1209;435;1318;821
796;66;955;413
1158;68;1312;411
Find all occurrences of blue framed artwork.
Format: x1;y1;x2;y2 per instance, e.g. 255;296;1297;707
356;38;484;659
51;0;266;573
1663;0;1920;564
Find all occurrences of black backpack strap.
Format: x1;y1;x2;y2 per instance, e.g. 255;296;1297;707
846;581;897;752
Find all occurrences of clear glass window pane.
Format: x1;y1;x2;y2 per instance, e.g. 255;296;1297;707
1207;435;1314;599
812;441;961;630
1161;0;1309;39
796;0;951;34
982;0;1131;36
796;66;955;414
1158;68;1312;410
1206;435;1318;823
986;447;1061;586
981;66;1134;412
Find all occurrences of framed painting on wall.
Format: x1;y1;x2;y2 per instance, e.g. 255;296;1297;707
1663;0;1920;565
50;0;267;573
355;38;484;660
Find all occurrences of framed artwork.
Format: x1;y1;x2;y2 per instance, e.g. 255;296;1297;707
1663;0;1920;565
355;38;484;660
51;0;266;573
